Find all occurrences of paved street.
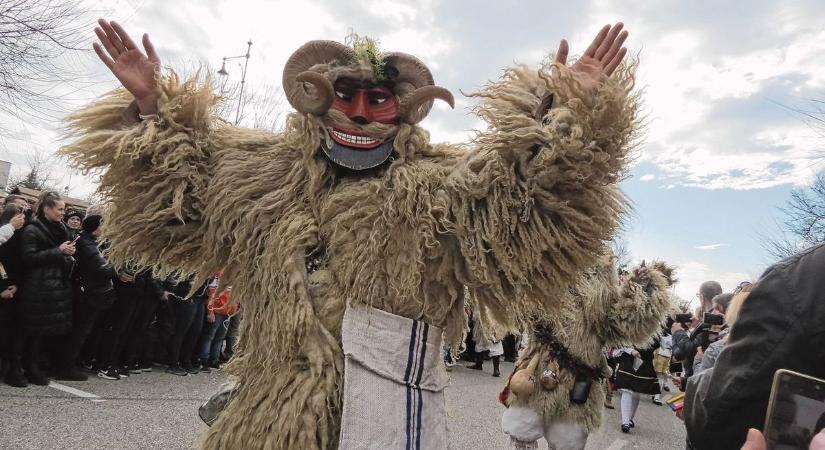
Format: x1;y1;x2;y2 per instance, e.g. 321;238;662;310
0;362;685;449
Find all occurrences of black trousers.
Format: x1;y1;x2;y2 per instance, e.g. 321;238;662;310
167;299;204;367
97;295;138;369
61;297;106;370
122;296;161;366
0;299;25;372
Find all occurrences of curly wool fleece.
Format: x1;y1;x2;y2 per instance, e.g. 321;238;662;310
62;55;638;449
506;259;675;433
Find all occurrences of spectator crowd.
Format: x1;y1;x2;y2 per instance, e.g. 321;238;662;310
0;191;241;387
636;243;825;450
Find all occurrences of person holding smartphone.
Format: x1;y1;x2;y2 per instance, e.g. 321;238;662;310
18;191;79;385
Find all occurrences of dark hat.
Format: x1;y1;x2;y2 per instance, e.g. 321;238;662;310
82;214;102;233
65;210;84;221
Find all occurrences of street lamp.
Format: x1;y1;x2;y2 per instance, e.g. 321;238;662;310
217;40;252;125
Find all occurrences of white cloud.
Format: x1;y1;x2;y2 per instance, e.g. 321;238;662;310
695;244;727;251
639;173;656;181
672;260;754;304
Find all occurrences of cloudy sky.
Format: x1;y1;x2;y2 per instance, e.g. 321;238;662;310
3;0;824;301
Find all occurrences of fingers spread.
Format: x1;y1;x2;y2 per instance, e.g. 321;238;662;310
555;39;569;65
594;22;624;60
583;24;610;57
111;21;140;52
601;30;628;65
143;33;161;64
604;47;627;76
94;27;120;59
99;19;127;54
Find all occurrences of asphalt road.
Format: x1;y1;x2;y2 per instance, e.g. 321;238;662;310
0;362;686;449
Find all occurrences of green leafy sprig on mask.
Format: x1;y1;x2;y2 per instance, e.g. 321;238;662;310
345;32;388;83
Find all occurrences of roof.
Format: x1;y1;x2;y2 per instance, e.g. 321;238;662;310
9;186;90;210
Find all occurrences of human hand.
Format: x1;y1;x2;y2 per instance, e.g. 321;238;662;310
93;19;161;115
671;321;685;333
118;272;135;283
695;346;705;360
0;286;15;299
740;429;767;450
10;213;25;230
631;349;641;358
59;241;76;256
670;374;682;389
554;22;629;91
207;311;216;323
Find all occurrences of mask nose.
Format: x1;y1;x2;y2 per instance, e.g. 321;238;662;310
347;90;373;124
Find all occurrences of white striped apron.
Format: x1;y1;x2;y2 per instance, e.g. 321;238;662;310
339;303;449;449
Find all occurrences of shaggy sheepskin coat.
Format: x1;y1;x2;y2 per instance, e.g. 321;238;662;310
62;56;638;449
503;260;674;433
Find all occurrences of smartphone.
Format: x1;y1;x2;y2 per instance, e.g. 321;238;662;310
702;312;724;326
764;369;825;450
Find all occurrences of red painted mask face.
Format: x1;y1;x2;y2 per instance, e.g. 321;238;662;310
329;79;399;149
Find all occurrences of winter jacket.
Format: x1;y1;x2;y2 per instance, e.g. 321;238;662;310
0;219;28;287
684;243;825;450
18;216;75;336
75;232;116;308
692;327;729;374
208;287;238;316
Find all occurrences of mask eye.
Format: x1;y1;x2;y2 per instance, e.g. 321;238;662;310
542;116;550;126
368;91;390;105
335;91;351;101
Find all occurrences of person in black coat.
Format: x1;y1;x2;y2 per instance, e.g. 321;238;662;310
121;272;164;373
18;191;78;385
164;275;209;376
0;202;28;387
62;214;116;379
64;210;83;241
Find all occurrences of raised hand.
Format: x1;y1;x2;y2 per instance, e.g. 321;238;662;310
554;22;629;90
93;19;161;114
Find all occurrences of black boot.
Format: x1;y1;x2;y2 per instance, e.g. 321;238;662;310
467;352;484;370
24;339;49;386
24;365;49;386
492;355;501;377
4;361;28;388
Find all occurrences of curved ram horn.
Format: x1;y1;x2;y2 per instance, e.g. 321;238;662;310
282;40;353;115
399;86;455;124
293;71;335;116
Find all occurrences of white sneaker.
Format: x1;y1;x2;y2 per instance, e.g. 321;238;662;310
652;394;662;405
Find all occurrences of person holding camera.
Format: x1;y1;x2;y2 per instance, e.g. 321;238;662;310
671;281;723;386
693;285;752;374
